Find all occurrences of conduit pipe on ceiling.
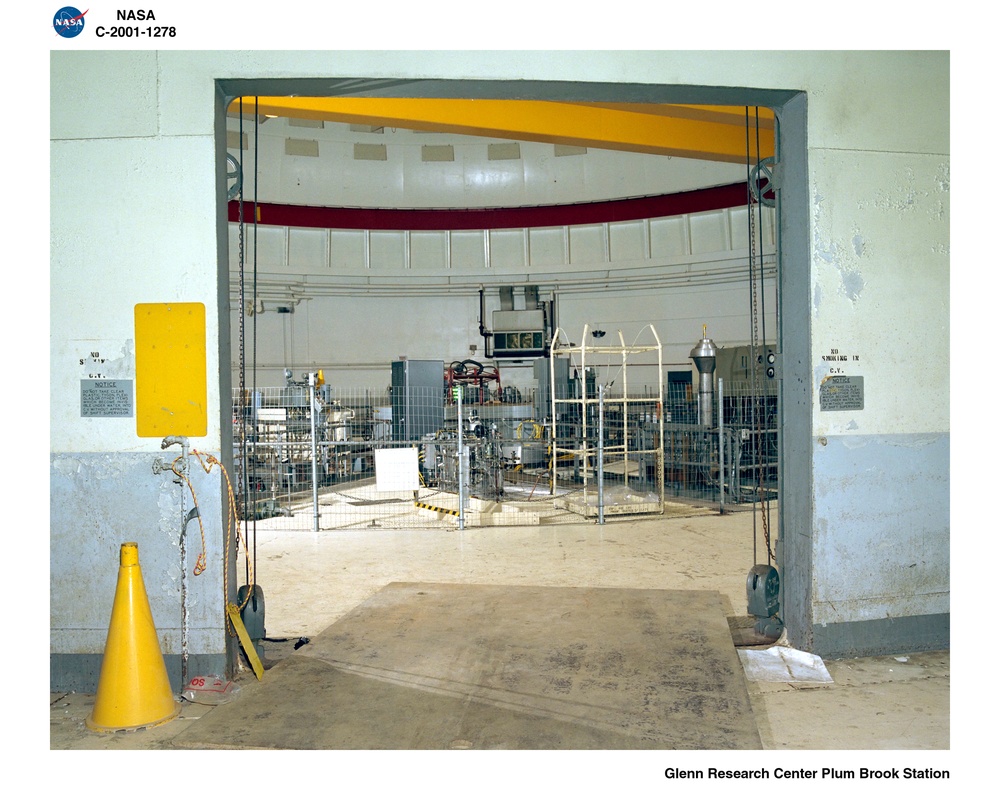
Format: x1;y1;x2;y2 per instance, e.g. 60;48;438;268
229;260;777;303
227;251;775;286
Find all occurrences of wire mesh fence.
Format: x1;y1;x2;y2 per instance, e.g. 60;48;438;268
231;373;777;531
660;379;778;507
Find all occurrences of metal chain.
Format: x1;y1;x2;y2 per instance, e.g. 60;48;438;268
748;155;775;564
252;99;260;580
236;102;247;574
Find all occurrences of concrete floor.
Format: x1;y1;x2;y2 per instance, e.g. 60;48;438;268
49;507;956;788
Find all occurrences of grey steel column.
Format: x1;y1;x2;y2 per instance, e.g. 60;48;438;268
597;383;605;525
457;387;465;530
718;377;725;513
309;374;319;533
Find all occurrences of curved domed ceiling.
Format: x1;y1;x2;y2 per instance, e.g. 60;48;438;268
227;99;773;212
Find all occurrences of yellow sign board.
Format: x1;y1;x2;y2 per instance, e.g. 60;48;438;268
134;303;207;437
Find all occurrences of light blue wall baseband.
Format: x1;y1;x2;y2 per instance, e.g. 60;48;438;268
50;653;227;694
50;452;229;693
809;432;949;656
50;431;950;691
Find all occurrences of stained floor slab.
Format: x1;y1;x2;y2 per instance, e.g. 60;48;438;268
49;514;950;756
173;582;761;750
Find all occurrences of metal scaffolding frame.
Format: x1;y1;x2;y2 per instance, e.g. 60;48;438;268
549;325;665;518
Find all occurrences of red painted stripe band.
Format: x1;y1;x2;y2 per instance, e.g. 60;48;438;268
228;182;752;231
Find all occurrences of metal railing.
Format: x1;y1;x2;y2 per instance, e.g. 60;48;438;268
231;377;777;531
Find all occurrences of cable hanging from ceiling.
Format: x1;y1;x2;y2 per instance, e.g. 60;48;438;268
252;98;260;591
746;106;775;568
235;99;262;607
237;101;246;529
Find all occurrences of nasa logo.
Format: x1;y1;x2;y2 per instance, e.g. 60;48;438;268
53;6;88;38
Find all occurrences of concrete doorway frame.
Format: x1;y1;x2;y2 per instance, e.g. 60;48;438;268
214;77;812;660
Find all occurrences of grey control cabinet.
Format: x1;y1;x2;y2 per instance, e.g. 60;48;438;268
391;359;444;442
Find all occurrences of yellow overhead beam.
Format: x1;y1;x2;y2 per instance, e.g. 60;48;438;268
230;97;773;164
568;102;775;128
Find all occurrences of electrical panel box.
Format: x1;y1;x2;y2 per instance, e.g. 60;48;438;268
391;359;444;442
715;344;776;384
492;309;547;359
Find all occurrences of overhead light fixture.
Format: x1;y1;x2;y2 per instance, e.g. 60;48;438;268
592;329;606;339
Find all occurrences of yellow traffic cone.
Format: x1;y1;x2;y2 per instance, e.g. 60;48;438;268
86;542;180;733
